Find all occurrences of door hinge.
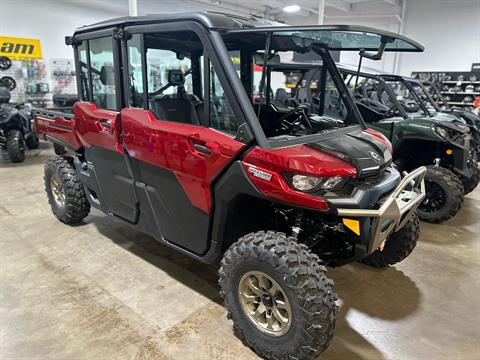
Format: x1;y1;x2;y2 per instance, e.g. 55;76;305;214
113;28;130;40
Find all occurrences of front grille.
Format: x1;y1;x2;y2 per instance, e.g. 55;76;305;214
355;168;388;187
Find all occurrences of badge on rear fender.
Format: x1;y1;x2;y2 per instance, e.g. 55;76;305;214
248;166;272;181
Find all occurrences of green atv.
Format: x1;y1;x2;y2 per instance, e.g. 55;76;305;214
339;64;477;223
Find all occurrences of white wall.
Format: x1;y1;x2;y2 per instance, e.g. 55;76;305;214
400;0;480;75
0;0;126;62
0;0;478;77
320;0;480;76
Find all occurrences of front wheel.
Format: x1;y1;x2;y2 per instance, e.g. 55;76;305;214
461;166;480;195
219;231;337;360
416;166;464;223
6;130;25;163
44;156;90;224
360;213;419;268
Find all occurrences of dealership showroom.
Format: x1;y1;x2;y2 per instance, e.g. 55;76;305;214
1;0;480;359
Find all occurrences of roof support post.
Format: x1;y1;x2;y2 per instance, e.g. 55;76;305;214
318;0;326;24
128;0;138;16
393;0;407;74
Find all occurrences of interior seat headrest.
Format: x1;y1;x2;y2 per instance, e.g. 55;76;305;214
168;69;185;86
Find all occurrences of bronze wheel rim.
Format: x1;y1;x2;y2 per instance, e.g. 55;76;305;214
50;176;65;207
238;271;292;336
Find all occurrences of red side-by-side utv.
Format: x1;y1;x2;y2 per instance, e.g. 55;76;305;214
34;13;426;359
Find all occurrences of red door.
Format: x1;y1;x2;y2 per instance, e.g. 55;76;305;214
74;102;138;222
121;108;246;254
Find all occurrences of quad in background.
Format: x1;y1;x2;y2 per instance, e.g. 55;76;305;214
0;87;38;163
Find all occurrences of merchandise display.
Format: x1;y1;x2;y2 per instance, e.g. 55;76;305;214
412;70;480;109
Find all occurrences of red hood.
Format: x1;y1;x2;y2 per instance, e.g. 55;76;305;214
244;144;357;178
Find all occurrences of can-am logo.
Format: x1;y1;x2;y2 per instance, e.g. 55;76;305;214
0;36;42;60
369;151;382;163
248;166;272;181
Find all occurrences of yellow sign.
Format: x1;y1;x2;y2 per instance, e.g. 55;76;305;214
0;36;42;60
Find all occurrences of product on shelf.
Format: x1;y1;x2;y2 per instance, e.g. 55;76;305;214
0;56;12;71
452;85;462;93
0;76;16;90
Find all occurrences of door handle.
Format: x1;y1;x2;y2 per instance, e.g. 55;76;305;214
193;143;211;155
99;120;112;129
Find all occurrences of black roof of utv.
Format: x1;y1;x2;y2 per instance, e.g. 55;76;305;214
73;12;424;52
74;12;278;34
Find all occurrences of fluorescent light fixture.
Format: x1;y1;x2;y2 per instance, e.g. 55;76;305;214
282;4;301;13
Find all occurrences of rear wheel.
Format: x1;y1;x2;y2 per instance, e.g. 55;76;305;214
417;166;463;223
53;143;66;155
361;213;419;268
25;134;40;149
44;156;90;224
461;166;480;195
219;231;337;360
6;130;25;163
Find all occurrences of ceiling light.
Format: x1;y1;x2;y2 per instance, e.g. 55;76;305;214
282;4;301;13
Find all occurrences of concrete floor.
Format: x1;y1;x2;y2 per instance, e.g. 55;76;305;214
1;142;479;360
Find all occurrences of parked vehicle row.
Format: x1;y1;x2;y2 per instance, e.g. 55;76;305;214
27;12;478;360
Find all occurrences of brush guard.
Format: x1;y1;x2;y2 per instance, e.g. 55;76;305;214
337;166;426;253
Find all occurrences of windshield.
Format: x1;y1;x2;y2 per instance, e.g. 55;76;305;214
222;31;364;143
272;30;419;51
227;25;423;52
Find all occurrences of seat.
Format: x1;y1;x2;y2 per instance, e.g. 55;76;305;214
275;88;289;106
149;70;200;125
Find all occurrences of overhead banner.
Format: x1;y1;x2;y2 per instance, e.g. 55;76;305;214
0;36;43;60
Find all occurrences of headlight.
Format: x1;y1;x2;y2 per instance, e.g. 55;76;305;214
289;174;345;192
435;125;450;139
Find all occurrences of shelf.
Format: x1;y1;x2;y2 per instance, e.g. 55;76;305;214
447;102;474;106
442;80;480;84
441;92;480;95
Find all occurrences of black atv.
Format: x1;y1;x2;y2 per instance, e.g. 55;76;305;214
0;87;39;163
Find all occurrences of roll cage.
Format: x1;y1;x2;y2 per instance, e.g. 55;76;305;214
339;65;434;119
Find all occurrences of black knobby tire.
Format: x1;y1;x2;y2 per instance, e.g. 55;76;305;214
461;166;480;195
219;231;338;360
53;142;67;155
360;213;420;268
44;156;90;224
417;166;464;223
25;134;40;149
6;130;25;163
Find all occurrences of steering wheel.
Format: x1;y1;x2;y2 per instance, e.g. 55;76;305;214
278;105;312;133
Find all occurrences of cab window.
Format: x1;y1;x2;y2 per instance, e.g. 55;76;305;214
89;37;117;110
76;36;118;110
126;30;239;134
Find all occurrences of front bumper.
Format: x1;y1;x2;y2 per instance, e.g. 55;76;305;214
336;166;426;253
